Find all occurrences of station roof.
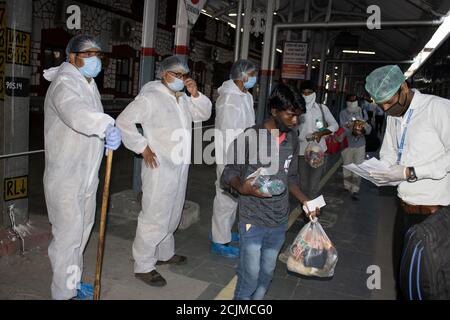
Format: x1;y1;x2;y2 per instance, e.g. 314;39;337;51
203;0;450;62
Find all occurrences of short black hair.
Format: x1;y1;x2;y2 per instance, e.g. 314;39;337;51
300;80;316;92
346;93;357;101
269;84;303;112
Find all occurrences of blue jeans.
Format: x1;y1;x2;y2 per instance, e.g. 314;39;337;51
234;221;287;300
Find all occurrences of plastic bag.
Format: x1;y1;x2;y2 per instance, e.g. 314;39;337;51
304;141;325;168
287;217;338;278
248;168;286;196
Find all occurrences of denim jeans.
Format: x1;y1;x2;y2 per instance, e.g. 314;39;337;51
234;221;287;300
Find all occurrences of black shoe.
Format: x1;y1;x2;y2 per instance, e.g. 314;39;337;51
135;270;167;287
351;192;359;200
156;255;187;266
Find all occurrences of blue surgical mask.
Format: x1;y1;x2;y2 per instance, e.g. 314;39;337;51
167;77;185;92
244;76;257;89
79;56;102;78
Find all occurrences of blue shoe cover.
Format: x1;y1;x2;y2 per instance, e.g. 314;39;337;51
209;232;239;243
210;242;239;258
75;283;94;300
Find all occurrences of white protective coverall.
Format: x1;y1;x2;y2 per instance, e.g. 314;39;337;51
116;80;212;273
43;62;115;300
212;79;255;244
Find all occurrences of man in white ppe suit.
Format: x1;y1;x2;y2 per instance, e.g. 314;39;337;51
43;35;122;300
116;55;212;287
365;65;450;299
211;59;257;258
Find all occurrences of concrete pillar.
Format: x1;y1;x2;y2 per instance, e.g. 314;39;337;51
234;0;243;61
338;63;345;112
173;0;190;61
132;0;159;195
240;0;253;60
303;0;313;80
285;0;295;41
0;0;33;227
317;31;328;102
256;0;275;125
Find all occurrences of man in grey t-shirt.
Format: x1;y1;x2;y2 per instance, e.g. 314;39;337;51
221;84;318;300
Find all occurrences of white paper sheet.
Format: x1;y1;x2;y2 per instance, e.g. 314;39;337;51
304;195;327;212
343;157;402;187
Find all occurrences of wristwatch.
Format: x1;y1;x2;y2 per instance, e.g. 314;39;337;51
407;167;418;183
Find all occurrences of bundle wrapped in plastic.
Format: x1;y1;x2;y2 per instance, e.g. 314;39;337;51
304;141;325;168
247;168;286;196
287;217;338;278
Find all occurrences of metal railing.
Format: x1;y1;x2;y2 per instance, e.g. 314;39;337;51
0;125;217;159
0;149;45;160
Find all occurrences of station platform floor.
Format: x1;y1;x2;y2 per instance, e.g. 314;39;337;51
0;140;398;300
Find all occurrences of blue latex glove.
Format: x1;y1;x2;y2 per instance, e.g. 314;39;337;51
105;125;121;154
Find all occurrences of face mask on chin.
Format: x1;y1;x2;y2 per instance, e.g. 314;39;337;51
274;116;291;133
385;90;409;117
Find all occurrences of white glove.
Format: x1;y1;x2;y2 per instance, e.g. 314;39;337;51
369;165;407;183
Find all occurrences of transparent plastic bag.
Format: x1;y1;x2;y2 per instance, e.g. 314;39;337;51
304;140;325;168
287;217;338;278
248;168;286;196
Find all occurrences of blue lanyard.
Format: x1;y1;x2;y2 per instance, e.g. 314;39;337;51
396;109;414;164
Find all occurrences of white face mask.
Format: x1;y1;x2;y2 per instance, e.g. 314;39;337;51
302;92;316;106
346;101;359;112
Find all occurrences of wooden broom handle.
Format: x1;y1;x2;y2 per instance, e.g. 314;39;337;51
94;149;113;300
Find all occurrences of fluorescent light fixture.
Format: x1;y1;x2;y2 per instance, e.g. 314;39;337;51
317;59;321;62
343;50;375;55
405;12;450;78
312;66;316;69
228;13;237;16
228;22;236;28
276;48;283;53
201;10;213;18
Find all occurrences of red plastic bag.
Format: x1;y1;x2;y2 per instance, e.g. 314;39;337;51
325;128;348;154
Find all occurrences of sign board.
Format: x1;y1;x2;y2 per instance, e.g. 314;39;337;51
184;0;207;25
6;28;31;65
0;2;6;100
5;76;29;97
281;42;308;80
4;176;28;201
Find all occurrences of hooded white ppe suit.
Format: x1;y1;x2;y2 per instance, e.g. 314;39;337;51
43;62;115;300
116;81;212;273
212;79;255;244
